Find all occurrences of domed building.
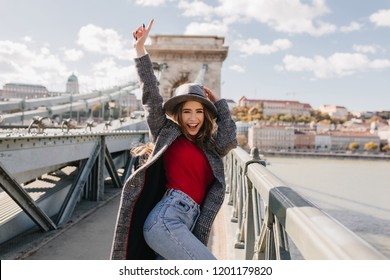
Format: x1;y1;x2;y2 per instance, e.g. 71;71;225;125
66;73;79;94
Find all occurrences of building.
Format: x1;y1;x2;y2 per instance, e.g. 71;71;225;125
236;121;252;138
319;105;349;119
295;131;316;150
246;120;382;152
248;124;295;150
0;83;49;99
66;73;79;94
1;73;80;100
237;96;260;107
315;131;380;152
237;96;312;116
262;100;312;117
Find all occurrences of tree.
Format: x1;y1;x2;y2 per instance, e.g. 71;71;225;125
348;142;360;151
366;116;380;124
364;142;378;151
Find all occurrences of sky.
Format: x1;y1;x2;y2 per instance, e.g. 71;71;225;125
0;0;390;112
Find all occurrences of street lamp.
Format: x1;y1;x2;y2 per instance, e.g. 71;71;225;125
152;62;168;84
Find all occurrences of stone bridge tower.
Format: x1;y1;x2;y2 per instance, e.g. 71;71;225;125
145;35;228;101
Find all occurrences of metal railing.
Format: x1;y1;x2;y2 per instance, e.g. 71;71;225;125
224;146;386;260
0;129;148;245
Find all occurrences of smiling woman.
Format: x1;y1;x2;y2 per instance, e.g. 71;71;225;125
110;19;237;260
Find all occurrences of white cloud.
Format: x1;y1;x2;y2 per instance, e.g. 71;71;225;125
340;21;363;33
233;38;292;56
129;0;165;6
0;40;68;90
77;24;132;60
178;0;214;18
23;36;33;42
229;64;246;73
176;0;337;37
353;44;377;54
63;48;84;61
184;21;229;36
370;9;390;27
89;58;136;89
278;52;390;79
214;0;335;36
370;59;390;69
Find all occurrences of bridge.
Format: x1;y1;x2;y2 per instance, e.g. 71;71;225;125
0;82;138;125
0;112;386;260
0;35;387;261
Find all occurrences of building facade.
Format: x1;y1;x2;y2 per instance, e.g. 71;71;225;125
66;73;79;94
319;105;349;119
0;83;49;99
237;96;260;108
262;100;312;117
315;131;380;151
237;96;312;116
248;125;295;150
295;131;316;150
247;123;381;152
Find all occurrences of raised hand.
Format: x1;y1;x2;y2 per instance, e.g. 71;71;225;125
133;19;154;56
203;86;219;103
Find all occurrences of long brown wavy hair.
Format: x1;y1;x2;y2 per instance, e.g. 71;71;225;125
171;101;216;148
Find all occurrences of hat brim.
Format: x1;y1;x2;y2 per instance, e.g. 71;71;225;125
163;95;217;118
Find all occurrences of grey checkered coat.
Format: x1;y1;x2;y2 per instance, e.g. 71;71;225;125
110;54;237;259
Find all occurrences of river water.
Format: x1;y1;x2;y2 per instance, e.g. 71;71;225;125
265;156;390;258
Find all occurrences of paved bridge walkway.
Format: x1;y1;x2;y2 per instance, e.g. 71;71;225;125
0;183;243;260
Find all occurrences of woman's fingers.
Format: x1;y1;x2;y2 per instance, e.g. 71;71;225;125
146;19;154;33
203;86;218;103
133;19;154;41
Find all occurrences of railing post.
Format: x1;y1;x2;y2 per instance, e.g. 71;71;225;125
240;147;266;257
97;136;106;201
244;179;255;259
249;147;266;167
230;160;239;223
233;165;245;249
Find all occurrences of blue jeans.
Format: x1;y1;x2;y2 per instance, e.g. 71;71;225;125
143;189;216;260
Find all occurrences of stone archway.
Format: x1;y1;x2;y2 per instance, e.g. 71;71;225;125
145;35;228;102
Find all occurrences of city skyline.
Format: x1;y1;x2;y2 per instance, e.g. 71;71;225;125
1;0;390;112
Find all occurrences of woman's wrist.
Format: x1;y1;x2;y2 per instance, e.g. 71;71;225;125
135;46;146;57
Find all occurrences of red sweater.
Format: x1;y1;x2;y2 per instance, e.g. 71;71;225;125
163;136;213;205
